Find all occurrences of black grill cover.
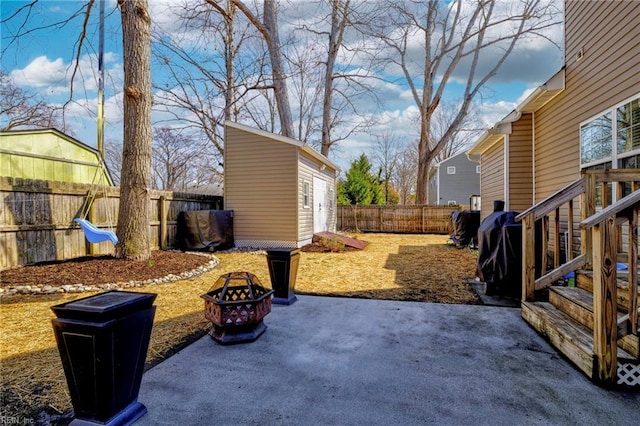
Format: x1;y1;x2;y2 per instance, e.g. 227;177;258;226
476;211;521;297
177;210;234;251
450;210;480;248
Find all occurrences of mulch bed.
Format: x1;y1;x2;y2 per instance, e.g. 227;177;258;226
0;251;211;288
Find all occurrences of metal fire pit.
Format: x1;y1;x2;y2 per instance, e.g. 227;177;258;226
201;272;274;344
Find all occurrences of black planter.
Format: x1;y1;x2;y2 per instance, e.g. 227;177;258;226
266;248;300;305
51;290;157;426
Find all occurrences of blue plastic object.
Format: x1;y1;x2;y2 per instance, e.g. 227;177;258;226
617;262;628;270
74;218;118;245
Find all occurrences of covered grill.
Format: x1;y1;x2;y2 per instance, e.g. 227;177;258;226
476;201;522;298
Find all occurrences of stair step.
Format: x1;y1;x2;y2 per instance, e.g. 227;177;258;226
549;286;639;358
575;270;639;311
522;301;596;378
522;301;637;385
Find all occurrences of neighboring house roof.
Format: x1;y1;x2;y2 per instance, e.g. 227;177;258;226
467;68;565;159
224;121;340;173
433;151;469;168
0;127;114;185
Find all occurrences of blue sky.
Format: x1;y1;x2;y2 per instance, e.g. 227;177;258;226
1;0;564;171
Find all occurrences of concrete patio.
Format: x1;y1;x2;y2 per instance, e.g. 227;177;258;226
137;296;639;425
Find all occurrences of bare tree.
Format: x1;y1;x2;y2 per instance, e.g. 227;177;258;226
371;0;560;204
115;0;153;261
150;127;218;190
0;71;67;131
372;130;400;205
393;142;418;205
3;0;155;260
320;0;350;155
286;41;323;143
104;138;123;185
232;0;295;137
295;0;380;156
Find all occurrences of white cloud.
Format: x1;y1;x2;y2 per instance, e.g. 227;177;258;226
475;100;518;128
10;56;67;88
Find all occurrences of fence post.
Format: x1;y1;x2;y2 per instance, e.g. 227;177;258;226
582;173;596;266
159;195;167;250
87;202;97;256
522;214;536;302
592;217;618;385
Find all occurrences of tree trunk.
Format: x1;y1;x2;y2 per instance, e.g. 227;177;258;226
320;0;345;156
263;0;294;138
116;0;152;260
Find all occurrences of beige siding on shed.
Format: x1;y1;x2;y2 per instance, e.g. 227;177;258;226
298;154;315;242
508;113;533;213
224;126;299;245
480;141;505;220
298;152;337;243
534;1;640;201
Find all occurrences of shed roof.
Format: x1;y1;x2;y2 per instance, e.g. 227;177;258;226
224;121;340;173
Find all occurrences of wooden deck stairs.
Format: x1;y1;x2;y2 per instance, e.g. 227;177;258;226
521;272;639;386
517;170;640;388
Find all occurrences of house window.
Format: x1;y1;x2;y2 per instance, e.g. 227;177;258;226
580;96;639;205
580;96;640;169
447;166;456;174
303;181;310;208
476;165;481;174
328;189;334;210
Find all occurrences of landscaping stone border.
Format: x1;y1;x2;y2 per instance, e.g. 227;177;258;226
0;252;220;299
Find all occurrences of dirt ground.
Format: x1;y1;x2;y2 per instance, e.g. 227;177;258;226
0;233;479;424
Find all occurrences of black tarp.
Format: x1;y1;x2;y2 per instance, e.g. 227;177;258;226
450;210;480;248
177;210;234;252
475;211;521;297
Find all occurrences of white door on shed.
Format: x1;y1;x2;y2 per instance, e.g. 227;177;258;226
313;177;327;232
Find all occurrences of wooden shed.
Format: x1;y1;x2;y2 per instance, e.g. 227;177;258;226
0;128;113;185
224;121;339;248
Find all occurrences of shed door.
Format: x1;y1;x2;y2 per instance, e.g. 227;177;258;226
313;177;327;232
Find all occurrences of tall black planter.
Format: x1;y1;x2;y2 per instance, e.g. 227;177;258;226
51;290;157;426
266;248;300;305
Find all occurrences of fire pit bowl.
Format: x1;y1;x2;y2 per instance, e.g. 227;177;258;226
201;272;274;344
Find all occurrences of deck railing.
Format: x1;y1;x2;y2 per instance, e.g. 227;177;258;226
516;169;640;382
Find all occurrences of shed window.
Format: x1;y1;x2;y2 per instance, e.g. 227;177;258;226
447;200;457;206
476;165;481;174
303;181;310;208
447;166;456;174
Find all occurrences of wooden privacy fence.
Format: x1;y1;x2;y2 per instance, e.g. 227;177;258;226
0;177;222;269
337;205;460;234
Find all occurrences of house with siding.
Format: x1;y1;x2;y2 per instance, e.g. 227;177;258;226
0;128;113;185
428;151;480;209
468;1;639;220
224;121;339;248
467;1;640;387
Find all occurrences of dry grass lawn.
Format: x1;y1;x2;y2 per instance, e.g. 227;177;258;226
0;233;478;422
